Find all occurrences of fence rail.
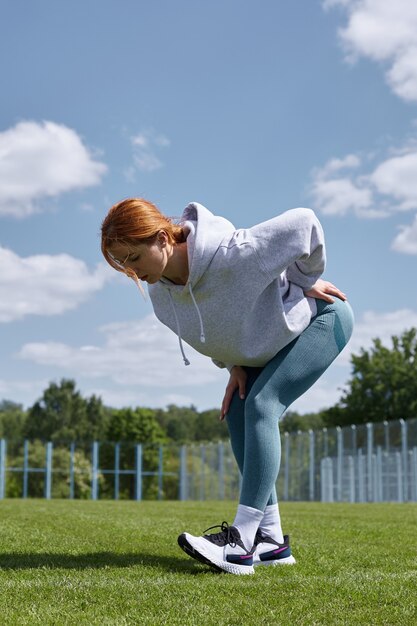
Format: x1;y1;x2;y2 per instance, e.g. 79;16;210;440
0;417;416;502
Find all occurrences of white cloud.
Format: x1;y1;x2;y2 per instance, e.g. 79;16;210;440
17;314;224;388
82;386;156;409
134;152;163;172
291;376;348;414
0;246;112;322
369;152;417;211
0;121;107;218
0;378;49;402
310;144;417;218
323;0;417;102
319;154;362;176
391;214;417;255
311;176;373;216
126;129;170;178
84;387;196;409
322;0;352;8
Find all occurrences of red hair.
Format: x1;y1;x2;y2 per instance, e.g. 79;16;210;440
101;198;184;284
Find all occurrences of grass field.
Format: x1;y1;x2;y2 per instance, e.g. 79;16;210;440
0;500;416;625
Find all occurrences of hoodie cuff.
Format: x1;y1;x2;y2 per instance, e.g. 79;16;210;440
285;265;319;291
211;359;235;372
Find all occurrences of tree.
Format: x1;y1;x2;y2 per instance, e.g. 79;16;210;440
195;409;229;442
106;407;165;444
280;410;325;433
85;394;110;441
0;400;27;440
154;405;199;443
322;328;417;427
24;379;108;442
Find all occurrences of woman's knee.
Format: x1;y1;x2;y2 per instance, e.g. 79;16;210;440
332;299;354;352
316;297;354;352
244;390;286;424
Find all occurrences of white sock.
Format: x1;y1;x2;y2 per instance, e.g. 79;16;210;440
232;504;264;551
258;503;284;544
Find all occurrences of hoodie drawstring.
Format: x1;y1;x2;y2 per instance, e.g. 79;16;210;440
167;285;206;366
168;291;190;366
188;283;206;343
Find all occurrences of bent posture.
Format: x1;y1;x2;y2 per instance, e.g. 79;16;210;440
101;198;354;575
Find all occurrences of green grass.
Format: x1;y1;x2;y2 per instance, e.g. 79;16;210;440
0;500;416;625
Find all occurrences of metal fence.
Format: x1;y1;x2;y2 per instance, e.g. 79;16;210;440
0;417;416;502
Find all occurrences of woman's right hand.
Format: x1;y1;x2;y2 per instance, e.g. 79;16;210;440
220;366;247;421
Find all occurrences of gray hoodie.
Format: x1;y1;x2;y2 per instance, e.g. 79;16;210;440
149;202;326;370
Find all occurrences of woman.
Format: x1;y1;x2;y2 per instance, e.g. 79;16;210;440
101;198;354;575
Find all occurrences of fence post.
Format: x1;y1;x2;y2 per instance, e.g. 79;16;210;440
218;441;225;500
376;446;383;502
396;451;403;503
320;458;333;502
358;448;365;503
135;444;142;501
400;419;408;502
351;424;357;455
323;428;328;457
45;442;53;500
0;439;6;499
114;443;120;500
296;430;303;500
372;453;378;503
91;441;99;500
284;432;290;501
200;444;206;501
366;423;373;502
384;420;389;452
179;445;187;501
23;439;29;498
189;444;195;500
412;447;417;503
408;450;414;503
69;442;75;499
337;426;343;502
348;455;355;502
158;444;163;500
320;458;326;502
309;430;315;501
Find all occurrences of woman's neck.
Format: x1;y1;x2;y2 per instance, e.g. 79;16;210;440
163;241;189;285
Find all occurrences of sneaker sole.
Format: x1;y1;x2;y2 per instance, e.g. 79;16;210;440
254;555;296;567
178;533;255;575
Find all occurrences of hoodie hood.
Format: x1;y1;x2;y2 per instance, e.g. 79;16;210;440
180;202;235;288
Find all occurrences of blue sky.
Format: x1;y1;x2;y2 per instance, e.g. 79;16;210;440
1;0;416;413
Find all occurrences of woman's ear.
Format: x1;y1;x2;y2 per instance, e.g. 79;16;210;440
157;230;168;247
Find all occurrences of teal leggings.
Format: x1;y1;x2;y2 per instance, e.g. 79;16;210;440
226;298;354;510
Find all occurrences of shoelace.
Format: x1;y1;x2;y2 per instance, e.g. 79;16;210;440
254;530;267;546
255;530;287;547
203;521;240;548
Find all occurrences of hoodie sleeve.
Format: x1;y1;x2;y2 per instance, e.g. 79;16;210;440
247;208;326;290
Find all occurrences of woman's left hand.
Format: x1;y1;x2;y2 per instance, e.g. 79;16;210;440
304;279;347;303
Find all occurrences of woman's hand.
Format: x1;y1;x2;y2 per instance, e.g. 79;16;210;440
304;279;347;303
220;366;247;421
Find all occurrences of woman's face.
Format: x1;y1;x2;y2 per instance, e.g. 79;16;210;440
109;238;170;284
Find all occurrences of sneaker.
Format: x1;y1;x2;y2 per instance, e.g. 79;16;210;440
253;531;296;567
178;521;255;575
